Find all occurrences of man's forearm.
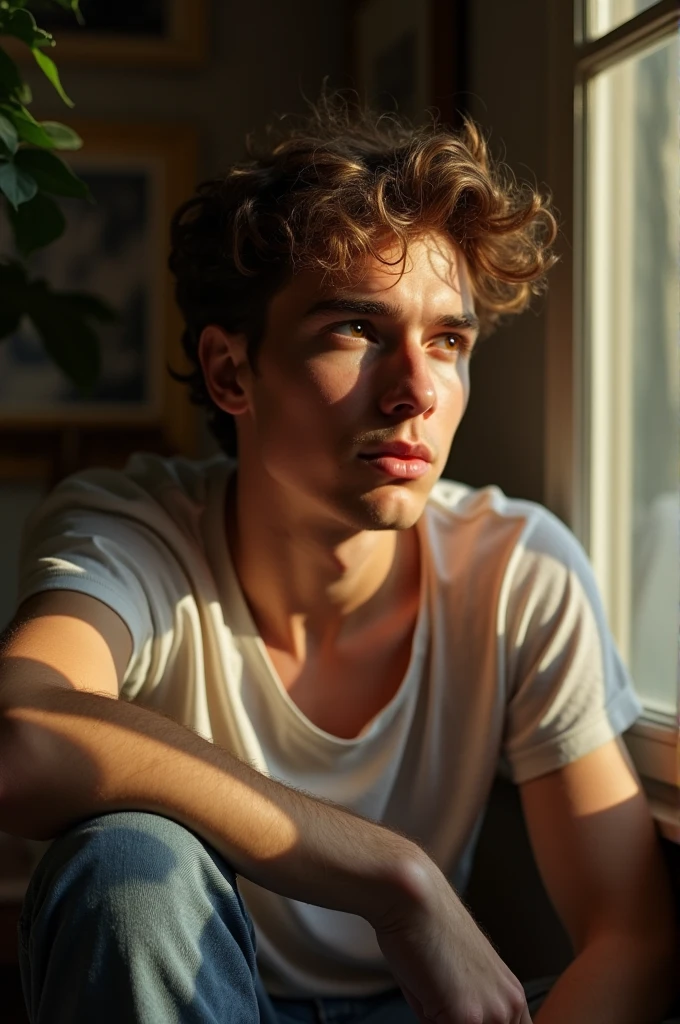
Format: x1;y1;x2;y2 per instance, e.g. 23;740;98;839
534;932;677;1024
0;678;414;925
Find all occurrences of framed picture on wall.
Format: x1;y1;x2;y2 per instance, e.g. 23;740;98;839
0;121;200;458
352;0;466;129
15;0;208;67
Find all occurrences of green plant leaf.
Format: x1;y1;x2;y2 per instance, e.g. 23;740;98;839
15;147;89;197
0;45;22;98
7;190;66;255
0;9;53;49
49;0;83;20
0;259;28;290
0;263;109;396
0;107;81;151
31;46;73;107
1;103;55;147
0;158;37;207
59;291;117;323
0;111;17;153
0;259;27;339
0;306;21;337
30;298;101;395
40;120;82;150
16;79;31;104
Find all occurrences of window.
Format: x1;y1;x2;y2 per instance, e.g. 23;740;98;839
585;30;678;721
547;0;679;790
587;0;665;38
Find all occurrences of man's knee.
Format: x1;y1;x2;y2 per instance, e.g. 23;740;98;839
30;810;220;892
19;812;261;1021
21;809;250;949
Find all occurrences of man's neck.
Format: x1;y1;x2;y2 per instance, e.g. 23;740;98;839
224;469;420;662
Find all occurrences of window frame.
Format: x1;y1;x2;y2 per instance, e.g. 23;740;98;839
544;0;679;801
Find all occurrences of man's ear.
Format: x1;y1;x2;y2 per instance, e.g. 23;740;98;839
198;325;251;416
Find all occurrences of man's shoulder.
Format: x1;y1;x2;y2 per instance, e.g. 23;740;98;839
52;449;230;502
427;476;561;534
425;477;585;577
30;450;235;546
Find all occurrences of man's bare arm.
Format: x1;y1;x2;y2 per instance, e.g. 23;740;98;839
520;738;678;1024
0;661;415;925
0;592;532;1022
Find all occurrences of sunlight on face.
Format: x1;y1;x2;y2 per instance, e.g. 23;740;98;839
239;230;478;532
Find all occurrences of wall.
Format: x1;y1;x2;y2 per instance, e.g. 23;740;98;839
24;0;348;186
453;0;580;979
445;0;551;505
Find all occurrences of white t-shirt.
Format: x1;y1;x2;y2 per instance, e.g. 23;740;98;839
16;451;642;997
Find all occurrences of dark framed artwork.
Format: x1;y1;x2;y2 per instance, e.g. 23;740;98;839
19;0;207;67
353;0;467;129
0;121;200;459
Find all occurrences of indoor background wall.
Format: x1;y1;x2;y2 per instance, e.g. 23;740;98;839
445;0;551;504
20;0;349;195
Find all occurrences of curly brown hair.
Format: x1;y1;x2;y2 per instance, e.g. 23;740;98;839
168;90;558;457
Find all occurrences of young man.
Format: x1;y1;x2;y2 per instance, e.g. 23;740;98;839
0;95;676;1024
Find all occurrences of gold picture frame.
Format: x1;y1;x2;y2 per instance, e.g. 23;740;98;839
0;120;201;460
6;0;208;68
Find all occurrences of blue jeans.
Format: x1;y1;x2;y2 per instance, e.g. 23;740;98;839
17;810;558;1022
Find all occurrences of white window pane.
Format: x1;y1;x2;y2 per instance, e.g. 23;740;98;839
585;31;679;717
587;0;661;39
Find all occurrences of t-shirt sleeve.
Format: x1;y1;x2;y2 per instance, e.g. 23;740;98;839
501;505;643;784
16;485;187;700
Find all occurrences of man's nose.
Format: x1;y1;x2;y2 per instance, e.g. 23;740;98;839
377;344;437;419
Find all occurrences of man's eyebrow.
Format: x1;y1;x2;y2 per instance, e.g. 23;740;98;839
301;297;480;335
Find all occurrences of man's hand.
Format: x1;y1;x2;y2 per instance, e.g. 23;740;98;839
372;855;532;1023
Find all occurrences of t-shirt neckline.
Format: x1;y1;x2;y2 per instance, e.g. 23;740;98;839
206;457;430;748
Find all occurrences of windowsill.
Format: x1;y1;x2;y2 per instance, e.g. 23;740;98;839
642;776;680;844
624;717;679;842
624;717;677;787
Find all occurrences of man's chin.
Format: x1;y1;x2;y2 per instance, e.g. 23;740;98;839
350;488;428;531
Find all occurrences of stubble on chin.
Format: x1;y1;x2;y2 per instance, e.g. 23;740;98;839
344;486;428;533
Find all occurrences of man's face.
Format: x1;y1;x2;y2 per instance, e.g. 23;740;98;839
237;230;478;532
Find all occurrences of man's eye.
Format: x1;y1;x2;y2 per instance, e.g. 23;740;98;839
436;334;467;354
334;321;368;339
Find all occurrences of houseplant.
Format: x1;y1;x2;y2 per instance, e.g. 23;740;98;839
0;0;114;398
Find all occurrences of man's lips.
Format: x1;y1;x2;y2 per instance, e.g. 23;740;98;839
358;442;434;480
359;442;434;462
